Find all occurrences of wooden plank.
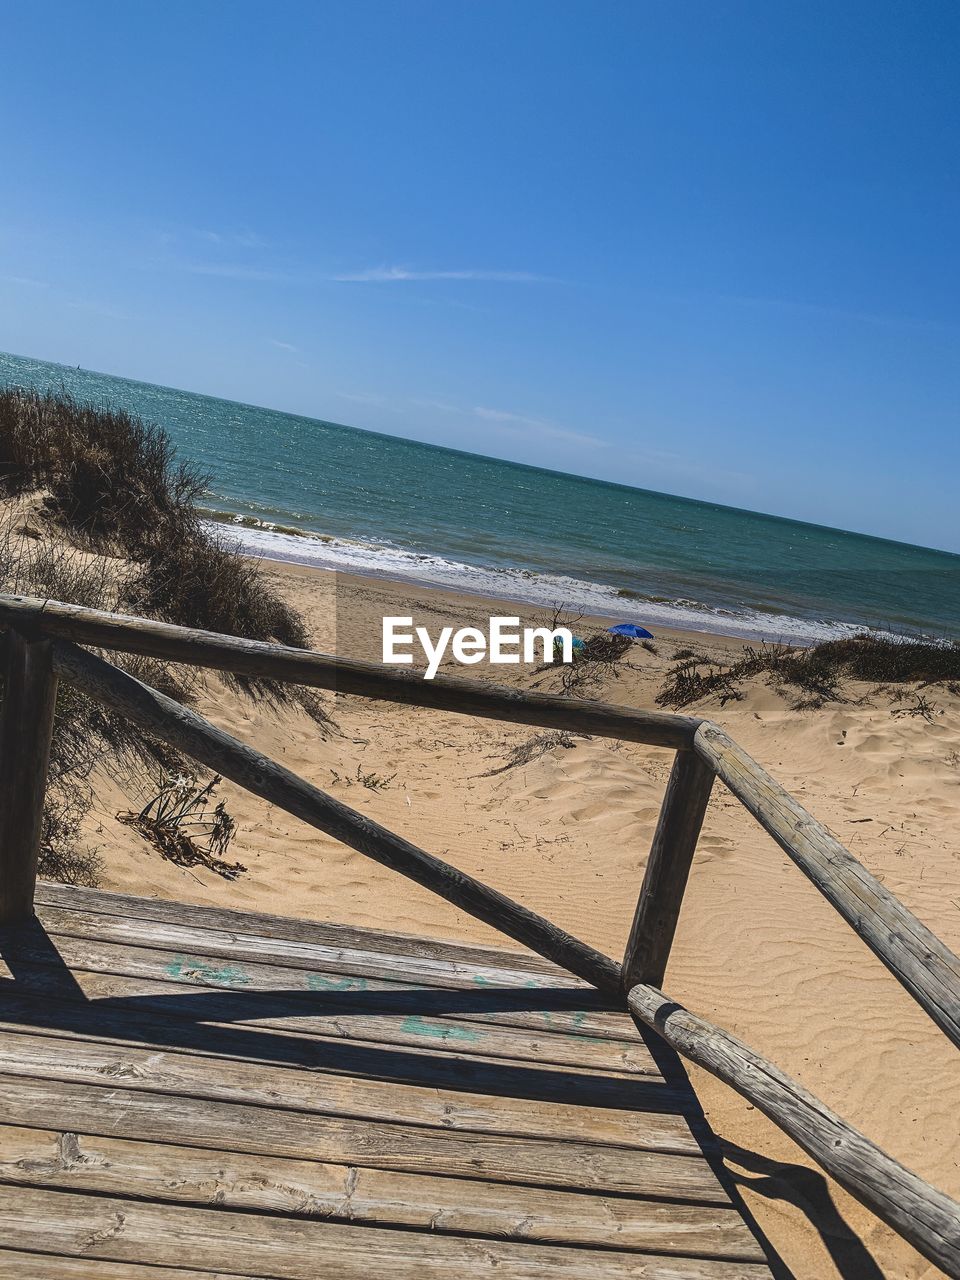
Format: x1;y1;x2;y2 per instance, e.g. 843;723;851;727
694;721;960;1049
0;1075;729;1201
34;880;567;976
0;633;58;925
622;749;714;990
0;1125;766;1259
51;639;622;993
628;983;960;1280
0;1185;772;1279
9;922;638;1044
0;1253;267;1280
34;901;591;991
0;984;686;1118
0;954;660;1077
0;592;700;749
0;1025;698;1152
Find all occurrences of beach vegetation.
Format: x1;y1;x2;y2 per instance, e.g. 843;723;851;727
657;634;960;711
474;730;582;778
119;772;244;879
0;387;333;885
357;764;396;790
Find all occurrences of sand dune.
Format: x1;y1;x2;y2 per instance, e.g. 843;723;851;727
83;562;960;1280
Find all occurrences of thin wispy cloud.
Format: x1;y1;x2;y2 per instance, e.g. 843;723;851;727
177;262;291;283
269;338;300;352
333;266;551;284
472;405;607;449
410;397;462;414
1;274;49;288
194;227;267;249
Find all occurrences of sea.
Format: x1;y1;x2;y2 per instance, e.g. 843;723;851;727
2;350;958;643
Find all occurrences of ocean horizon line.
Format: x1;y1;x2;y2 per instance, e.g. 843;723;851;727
4;347;957;562
3;349;959;643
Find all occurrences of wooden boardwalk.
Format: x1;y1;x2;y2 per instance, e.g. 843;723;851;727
0;882;772;1279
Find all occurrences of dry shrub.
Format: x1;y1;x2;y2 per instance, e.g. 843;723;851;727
475;730;582;778
128;527;308;646
0;388;317;664
580;632;634;663
554;629;640;696
657;634;960;711
0;388;335;884
0;387;204;552
119;773;244;879
38;776;103;887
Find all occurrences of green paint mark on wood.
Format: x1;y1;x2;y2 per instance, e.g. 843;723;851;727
164;955;250;986
306;973;369;993
400;1015;482;1043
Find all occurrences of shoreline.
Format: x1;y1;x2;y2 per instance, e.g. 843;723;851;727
259;555;775;660
223;520;864;649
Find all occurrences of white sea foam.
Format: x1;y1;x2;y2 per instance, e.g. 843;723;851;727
208;518;871;645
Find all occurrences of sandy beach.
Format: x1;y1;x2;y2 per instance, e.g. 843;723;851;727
71;556;960;1280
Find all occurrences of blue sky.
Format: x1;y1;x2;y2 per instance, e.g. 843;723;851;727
2;1;959;552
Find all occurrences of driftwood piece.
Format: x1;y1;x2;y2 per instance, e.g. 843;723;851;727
50;640;621;992
628;983;960;1280
694;720;960;1049
622;749;714;990
0;593;699;747
0;631;58;924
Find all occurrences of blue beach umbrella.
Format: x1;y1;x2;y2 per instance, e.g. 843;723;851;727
607;623;654;640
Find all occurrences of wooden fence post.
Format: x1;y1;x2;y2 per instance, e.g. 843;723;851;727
622;748;715;991
0;630;58;925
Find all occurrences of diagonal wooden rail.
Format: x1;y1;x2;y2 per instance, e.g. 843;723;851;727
1;592;959;1275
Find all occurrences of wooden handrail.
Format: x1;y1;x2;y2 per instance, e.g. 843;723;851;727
628;983;960;1279
0;594;699;749
2;594;959;1273
694;721;960;1050
50;638;622;993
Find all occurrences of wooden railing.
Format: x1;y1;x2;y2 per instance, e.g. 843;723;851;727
1;592;958;1275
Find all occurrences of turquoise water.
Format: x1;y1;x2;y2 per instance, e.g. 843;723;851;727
2;350;958;641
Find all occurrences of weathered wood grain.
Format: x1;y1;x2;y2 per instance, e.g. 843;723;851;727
622;748;715;990
32;901;589;991
694;720;960;1049
0;593;700;747
0;1252;267;1280
0;1186;772;1278
34;880;567;976
0;1074;728;1201
0;632;58;924
628;983;960;1280
51;639;622;992
0;1024;695;1151
11;920;638;1043
0;954;659;1076
0;1125;765;1258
